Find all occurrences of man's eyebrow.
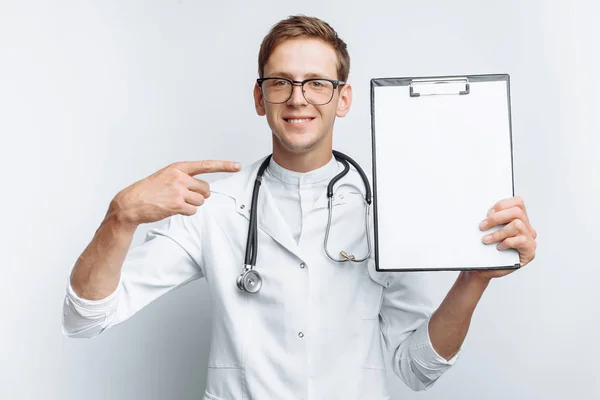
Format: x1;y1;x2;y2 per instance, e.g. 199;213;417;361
267;71;335;80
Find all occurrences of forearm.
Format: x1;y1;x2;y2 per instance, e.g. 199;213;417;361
428;271;491;360
70;202;137;300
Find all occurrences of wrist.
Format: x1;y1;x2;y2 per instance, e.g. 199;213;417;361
459;270;492;289
107;197;138;233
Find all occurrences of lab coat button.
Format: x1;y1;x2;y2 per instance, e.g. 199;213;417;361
298;332;304;338
300;262;306;269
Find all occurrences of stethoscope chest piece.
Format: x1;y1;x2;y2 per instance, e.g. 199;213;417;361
237;266;263;294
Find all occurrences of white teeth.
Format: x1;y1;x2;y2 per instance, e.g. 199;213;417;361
287;118;311;124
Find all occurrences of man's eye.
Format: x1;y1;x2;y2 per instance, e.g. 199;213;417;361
310;81;323;88
274;80;289;86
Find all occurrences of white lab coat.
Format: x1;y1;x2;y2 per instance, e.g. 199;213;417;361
63;156;460;400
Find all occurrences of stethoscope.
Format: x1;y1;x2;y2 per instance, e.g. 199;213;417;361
236;150;373;294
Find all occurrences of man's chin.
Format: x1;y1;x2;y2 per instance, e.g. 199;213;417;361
275;133;320;153
281;143;316;154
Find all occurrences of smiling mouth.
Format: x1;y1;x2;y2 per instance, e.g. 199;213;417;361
283;117;315;125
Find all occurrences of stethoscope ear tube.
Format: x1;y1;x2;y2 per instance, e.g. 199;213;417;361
332;150;371;205
244;155;271;266
327;157;349;198
239;155;271;294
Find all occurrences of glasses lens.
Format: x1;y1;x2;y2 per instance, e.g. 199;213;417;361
303;80;334;105
261;78;336;105
261;79;292;103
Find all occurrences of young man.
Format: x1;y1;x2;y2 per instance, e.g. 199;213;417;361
63;15;537;399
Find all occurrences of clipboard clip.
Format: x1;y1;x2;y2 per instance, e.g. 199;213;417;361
409;77;470;97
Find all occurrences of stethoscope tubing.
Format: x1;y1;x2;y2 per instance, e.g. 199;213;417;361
238;151;371;293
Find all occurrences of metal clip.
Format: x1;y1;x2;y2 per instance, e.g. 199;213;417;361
409;77;470;97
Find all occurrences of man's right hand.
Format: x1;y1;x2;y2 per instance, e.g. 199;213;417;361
110;160;242;226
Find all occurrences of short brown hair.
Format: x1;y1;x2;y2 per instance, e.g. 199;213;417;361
258;15;350;81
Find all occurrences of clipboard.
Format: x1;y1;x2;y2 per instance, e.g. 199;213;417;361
370;74;520;272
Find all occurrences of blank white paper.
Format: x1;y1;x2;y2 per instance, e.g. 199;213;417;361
373;78;520;270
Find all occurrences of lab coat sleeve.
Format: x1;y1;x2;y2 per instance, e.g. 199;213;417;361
379;272;462;391
62;212;205;339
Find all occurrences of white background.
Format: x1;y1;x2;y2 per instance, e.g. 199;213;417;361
1;1;598;399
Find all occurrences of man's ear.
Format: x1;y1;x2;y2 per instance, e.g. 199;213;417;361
254;83;266;116
336;83;352;118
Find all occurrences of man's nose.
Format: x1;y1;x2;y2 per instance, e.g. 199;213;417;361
287;84;308;106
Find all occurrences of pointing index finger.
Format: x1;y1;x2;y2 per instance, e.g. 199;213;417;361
177;160;242;176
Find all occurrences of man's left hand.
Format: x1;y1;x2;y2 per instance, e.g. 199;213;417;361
475;196;537;279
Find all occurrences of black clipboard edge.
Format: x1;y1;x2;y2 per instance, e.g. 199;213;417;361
370;74;518;273
376;264;521;273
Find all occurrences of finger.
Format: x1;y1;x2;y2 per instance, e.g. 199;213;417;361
179;202;198;216
497;235;535;263
183;176;211;198
487;206;536;239
498;235;526;250
183;190;205;207
174;160;242;176
482;219;527;244
480;206;522;230
488;196;535;236
489;196;526;215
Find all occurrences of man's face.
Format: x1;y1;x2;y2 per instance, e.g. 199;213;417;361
254;38;352;154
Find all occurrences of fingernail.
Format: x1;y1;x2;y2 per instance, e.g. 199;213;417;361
479;219;488;230
487;208;495;217
233;162;241;170
483;234;492;243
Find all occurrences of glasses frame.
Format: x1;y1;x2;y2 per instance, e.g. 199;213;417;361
256;77;346;106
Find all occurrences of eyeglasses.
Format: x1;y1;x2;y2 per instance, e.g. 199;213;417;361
257;77;346;106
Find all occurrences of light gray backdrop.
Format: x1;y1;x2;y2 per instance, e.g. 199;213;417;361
1;0;598;399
